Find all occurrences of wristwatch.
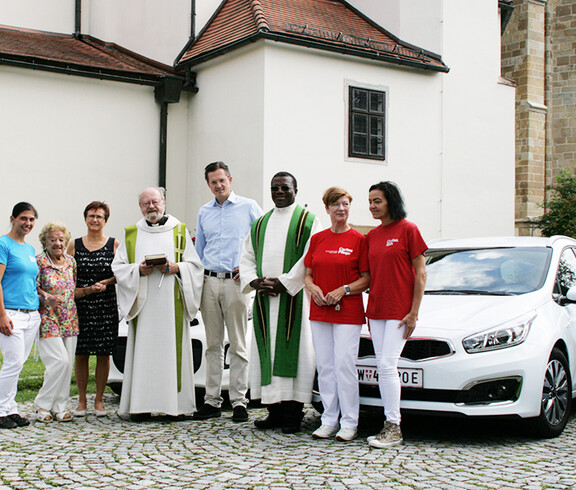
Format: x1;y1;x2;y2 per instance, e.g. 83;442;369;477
343;284;351;296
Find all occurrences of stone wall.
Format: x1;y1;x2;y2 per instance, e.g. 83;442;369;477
546;0;576;181
501;0;547;236
502;0;576;236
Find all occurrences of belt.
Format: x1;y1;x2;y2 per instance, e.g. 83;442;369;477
204;270;234;279
7;308;37;314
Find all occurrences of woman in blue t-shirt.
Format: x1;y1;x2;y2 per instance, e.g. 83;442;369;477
0;202;41;429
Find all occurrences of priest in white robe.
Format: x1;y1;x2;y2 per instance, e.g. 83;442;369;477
240;172;322;433
112;187;204;420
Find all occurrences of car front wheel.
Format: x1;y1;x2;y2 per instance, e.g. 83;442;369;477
526;348;572;438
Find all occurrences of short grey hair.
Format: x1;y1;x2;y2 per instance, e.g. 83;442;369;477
138;187;166;203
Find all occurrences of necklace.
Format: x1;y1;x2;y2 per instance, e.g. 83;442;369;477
46;251;65;269
84;235;107;251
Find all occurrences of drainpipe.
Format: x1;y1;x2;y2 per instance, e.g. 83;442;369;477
155;77;184;189
158;101;168;188
74;0;82;39
191;0;196;40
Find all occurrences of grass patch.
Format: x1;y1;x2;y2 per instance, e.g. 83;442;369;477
0;352;114;403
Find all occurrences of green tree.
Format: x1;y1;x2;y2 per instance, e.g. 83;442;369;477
537;169;576;238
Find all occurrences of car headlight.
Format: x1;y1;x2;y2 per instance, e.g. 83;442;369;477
462;314;535;354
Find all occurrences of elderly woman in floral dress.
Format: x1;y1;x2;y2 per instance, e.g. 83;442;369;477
34;222;79;422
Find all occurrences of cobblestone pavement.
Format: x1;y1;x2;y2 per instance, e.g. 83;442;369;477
1;395;576;489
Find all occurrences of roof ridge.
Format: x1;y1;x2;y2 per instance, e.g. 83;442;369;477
249;0;270;32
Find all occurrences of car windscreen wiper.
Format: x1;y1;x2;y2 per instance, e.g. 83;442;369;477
425;289;516;296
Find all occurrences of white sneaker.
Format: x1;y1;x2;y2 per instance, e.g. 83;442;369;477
312;425;339;439
335;427;357;441
368;421;403;448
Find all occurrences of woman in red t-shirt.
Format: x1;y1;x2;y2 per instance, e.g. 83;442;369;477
366;181;427;449
304;187;369;442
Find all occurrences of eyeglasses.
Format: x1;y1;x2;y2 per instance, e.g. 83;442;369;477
270;185;293;192
87;214;105;221
139;199;162;208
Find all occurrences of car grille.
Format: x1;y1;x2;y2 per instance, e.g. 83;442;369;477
360;378;521;405
358;337;453;361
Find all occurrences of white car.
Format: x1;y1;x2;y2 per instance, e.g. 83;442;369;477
354;236;576;438
107;314;233;400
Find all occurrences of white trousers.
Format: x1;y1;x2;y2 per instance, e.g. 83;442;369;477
311;321;361;429
0;310;40;416
34;336;77;414
369;319;406;425
201;276;249;408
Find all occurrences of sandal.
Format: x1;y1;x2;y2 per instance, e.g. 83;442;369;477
36;410;53;423
54;412;73;422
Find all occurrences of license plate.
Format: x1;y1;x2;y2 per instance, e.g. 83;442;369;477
357;367;423;388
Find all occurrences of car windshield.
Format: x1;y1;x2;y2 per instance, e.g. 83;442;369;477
425;247;551;295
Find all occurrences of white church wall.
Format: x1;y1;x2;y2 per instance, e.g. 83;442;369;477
86;0;191;65
261;43;444;239
184;44;266;236
439;0;515;237
348;0;443;55
0;66;161;250
1;0;75;33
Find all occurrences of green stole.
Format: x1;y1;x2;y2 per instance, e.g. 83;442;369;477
250;205;316;386
125;222;187;391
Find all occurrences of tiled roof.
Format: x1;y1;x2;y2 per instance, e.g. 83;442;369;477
175;0;448;72
0;25;178;84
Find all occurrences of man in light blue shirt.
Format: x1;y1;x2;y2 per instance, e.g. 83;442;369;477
194;162;263;422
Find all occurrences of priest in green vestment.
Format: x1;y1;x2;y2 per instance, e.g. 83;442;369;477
240;172;322;433
113;187;204;420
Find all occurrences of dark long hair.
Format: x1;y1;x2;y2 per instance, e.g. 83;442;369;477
369;181;407;221
11;202;38;219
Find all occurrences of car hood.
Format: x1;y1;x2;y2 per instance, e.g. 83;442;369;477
415;292;545;338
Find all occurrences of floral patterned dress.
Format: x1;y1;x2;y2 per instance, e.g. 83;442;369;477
36;251;79;339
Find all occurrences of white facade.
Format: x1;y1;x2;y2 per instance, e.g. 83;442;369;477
0;66;189;250
1;0;191;65
1;0;515;246
349;0;443;55
186;0;515;239
439;1;515;237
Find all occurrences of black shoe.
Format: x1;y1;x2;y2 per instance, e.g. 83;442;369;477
232;405;248;422
8;413;30;427
0;416;18;429
130;413;152;422
281;409;304;434
193;404;221;420
254;414;283;430
166;414;188;422
281;422;302;434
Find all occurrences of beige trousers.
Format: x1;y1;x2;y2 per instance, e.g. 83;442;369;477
200;276;249;408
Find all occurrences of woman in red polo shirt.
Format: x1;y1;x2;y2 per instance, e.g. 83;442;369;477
304;187;369;442
366;181;427;449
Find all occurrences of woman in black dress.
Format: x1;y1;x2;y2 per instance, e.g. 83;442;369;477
67;202;119;417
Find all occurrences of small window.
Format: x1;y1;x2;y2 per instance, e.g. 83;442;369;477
349;86;385;160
